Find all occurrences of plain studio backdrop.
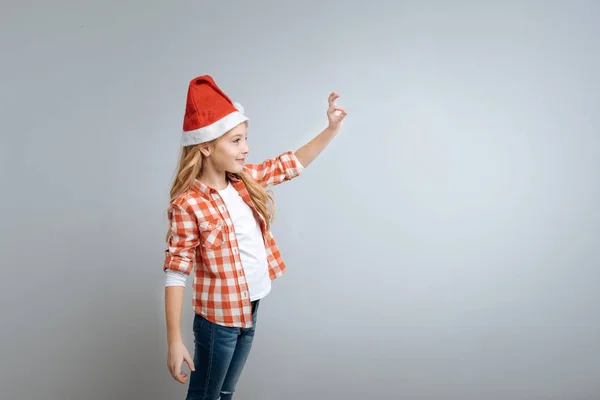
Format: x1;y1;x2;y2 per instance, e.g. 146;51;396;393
1;1;599;399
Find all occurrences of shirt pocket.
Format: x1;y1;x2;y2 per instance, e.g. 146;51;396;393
199;218;225;249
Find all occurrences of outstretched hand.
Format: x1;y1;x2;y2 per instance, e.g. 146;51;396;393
326;92;347;130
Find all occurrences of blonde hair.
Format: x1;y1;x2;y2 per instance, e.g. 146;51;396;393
165;140;275;243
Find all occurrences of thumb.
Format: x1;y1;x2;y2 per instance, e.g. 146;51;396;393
184;351;195;372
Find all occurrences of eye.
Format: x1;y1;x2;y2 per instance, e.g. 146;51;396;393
233;138;241;143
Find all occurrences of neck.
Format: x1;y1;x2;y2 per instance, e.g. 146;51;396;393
198;165;229;191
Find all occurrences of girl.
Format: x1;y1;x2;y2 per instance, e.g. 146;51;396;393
163;75;347;400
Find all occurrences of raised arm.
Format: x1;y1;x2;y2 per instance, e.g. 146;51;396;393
293;91;348;168
245;91;347;186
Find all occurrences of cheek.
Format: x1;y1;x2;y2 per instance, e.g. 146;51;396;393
226;146;239;158
216;145;237;162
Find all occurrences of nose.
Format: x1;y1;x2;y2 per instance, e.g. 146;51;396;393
242;142;249;154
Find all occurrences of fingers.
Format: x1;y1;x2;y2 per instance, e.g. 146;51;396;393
330;106;347;117
328;92;340;104
177;373;189;384
176;371;189;384
328;92;343;116
169;360;190;384
174;362;185;383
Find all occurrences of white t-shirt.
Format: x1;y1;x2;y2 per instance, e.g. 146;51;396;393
165;182;271;302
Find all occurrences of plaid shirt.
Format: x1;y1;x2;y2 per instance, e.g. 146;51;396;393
163;150;303;328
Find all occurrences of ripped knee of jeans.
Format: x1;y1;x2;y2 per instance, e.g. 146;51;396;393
220;390;234;395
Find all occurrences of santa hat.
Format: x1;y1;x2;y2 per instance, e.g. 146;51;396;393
180;75;249;146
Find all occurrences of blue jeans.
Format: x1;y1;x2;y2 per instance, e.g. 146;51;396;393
186;300;260;400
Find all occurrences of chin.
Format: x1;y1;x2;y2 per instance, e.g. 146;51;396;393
229;163;245;173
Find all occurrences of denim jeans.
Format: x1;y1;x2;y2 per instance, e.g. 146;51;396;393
186;300;260;400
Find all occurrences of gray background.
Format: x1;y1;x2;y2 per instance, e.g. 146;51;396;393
1;1;599;399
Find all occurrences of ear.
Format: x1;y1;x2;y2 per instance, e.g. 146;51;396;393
198;143;212;157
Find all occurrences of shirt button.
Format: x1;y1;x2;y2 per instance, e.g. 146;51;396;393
241;291;248;299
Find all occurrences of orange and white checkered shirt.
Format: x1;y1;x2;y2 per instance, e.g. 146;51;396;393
163;150;303;328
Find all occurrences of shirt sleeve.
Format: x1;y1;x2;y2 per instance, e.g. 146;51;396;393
163;202;199;275
243;150;304;188
165;270;187;287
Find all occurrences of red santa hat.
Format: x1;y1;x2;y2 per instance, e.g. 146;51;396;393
180;75;248;146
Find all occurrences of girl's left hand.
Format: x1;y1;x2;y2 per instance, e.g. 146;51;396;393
326;92;347;130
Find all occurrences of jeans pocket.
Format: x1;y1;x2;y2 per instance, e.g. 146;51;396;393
193;312;205;331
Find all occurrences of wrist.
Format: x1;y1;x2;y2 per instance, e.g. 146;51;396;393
326;124;340;135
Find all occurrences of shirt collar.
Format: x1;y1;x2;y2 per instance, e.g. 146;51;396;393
191;173;242;198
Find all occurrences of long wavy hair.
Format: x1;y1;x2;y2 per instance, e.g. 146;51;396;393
165;138;275;243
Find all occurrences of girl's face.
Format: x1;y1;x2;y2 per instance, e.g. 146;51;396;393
204;122;249;173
